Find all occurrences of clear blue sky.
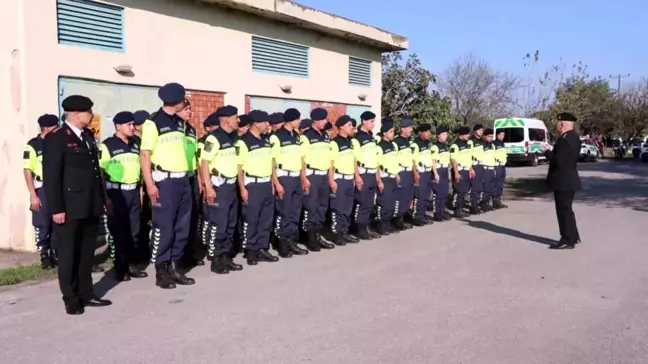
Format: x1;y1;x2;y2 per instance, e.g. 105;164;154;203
300;0;647;84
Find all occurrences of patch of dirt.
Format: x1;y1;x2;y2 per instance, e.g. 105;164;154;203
0;249;40;270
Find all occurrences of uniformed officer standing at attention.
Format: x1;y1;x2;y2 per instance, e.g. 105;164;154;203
24;114;60;270
492;129;509;209
411;123;435;226
480;128;497;212
375;118;399;235
132;110;149;145
200;105;244;273
299;118;312;135
324;121;336;139
329;115;361;246
269;108;310;257
237;110;280;265
140;83;195;289
44;95;112;315
468;124;485;214
351;111;380;240
237;114;251;136
98;112;148;282
132;109;150;264
196;112;220;253
450;126;473;218
430;126;452;222
392;117;415;230
270;112;284;133
300;108;335;251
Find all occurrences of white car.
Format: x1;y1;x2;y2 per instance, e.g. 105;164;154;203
579;139;600;162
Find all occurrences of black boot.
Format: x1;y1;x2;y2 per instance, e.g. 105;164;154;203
355;224;374;240
433;214;445;222
391;217;407;231
245;250;259;265
277;239;293;258
344;232;360;244
39;250;54;270
376;220;390;235
367;225;382;239
469;205;481;215
288;236;309;255
257;249;279;262
423;215;435;224
481;200;494;212
317;232;335;250
210;255;230;274
49;248;58;267
443;211;452;221
333;233;346;246
305;231;321;252
411;217;427;227
493;196;508;209
169;261;195;285
454;206;468;218
155;263;176;289
128;265;148;278
225;256;243;271
114;263;131;282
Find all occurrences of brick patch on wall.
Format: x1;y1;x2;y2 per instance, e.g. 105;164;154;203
186;89;225;136
245;95;251;114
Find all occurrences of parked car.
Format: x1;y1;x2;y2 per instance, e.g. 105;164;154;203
579;138;600;162
493;117;550;166
641;142;648;162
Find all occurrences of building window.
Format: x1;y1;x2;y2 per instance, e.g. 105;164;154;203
56;0;124;52
348;57;372;86
251;36;309;77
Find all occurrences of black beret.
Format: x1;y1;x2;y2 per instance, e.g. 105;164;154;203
300;118;312;129
360;111;376;121
310;107;328;121
323;122;333;131
484;128;494;136
381;119;394;133
351;118;357;127
133;110;150;125
473;123;484;131
158;83;186;104
216;105;238;117
381;116;393;126
457;126;471;136
400;117;414;127
238;114;252;128
268;112;285;125
61;95;93;112
335;115;352;127
248;110;269;123
436;125;449;134
113;111;134;124
557;112;577;122
203;112;220;127
418;123;432;132
284;108;301;122
37;114;59;127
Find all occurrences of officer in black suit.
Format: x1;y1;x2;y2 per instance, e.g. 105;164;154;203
544;112;582;250
43;95;112;315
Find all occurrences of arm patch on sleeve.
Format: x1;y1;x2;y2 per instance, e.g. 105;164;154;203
204;141;214;153
23;150;30;159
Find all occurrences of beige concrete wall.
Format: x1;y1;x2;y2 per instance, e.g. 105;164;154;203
2;0;384;251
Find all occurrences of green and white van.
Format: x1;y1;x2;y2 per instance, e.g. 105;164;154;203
493;117;550;166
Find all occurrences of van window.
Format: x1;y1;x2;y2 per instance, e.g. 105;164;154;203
529;128;546;142
499;128;524;143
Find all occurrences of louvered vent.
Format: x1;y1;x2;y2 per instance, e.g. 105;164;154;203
251;36;309;77
349;57;371;86
57;0;124;51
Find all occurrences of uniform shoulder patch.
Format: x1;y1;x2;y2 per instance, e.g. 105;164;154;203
23;150;30;159
204;141;214;153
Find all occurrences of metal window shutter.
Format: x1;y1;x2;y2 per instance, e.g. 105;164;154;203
57;0;124;51
349;57;371;86
251;36;309;77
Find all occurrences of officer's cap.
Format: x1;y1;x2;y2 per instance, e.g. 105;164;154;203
268;112;285;125
457;126;471;136
360;111;376;121
216;105;238;117
381;119;394;133
113;111;135;124
400;117;414;128
284;108;301;122
203;112;220;127
62;95;93;112
37;114;59;127
310;107;328;121
133;110;150;126
300;118;312;129
335;115;352;127
351;118;358;128
158;83;186;105
473;123;484;131
238;114;252;128
381;116;393;126
248;110;269;123
418;123;432;132
323;122;333;131
436;125;449;134
484;128;494;136
557;112;577;122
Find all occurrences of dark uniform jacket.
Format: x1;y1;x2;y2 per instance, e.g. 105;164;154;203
545;129;582;191
43;123;105;220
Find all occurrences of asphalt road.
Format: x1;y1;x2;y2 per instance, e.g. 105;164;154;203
2;160;648;364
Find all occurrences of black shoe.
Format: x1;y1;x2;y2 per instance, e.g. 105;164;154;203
169;261;195;285
344;233;360;244
333;233;347;246
376;220;390;235
195;260;205;266
245;250;258;265
277;239;293;258
423;215;435;223
411;217;427;227
64;301;84;315
257;249;279;262
155;263;176;289
443;211;452;221
49;249;58;267
391;217;406;231
480;202;494;212
549;240;576;250
367;226;382;239
454;208;468;218
92;265;105;273
82;296;113;307
305;231;321;252
39;251;54;270
128;265;148;278
355;225;374;240
433;215;445;222
288;238;309;255
115;268;131;282
225;256;243;271
317;233;335;249
469;207;481;215
210;255;230;274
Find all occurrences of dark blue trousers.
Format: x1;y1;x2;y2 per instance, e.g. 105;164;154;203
377;176;397;221
396;170;414;217
206;182;238;257
275;176;302;240
470;164;484;208
241;182;274;251
353;173;377;226
302;174;329;232
494;165;506;197
107;188;140;272
331;178;354;234
413;171;432;219
32;187;55;251
150;176;192;264
433;168;450;217
452;169;470;209
483;167;496;202
201;197;210;247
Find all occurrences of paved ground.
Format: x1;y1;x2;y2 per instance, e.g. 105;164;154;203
1;160;648;364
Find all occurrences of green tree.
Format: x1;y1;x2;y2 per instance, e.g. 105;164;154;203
612;80;648;140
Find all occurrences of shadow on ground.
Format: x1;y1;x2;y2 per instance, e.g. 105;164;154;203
504;160;648;212
459;219;556;246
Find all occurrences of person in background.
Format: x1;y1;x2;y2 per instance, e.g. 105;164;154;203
392;117;415;231
132;110;149;146
24;114;60;270
237;114;251;137
132;109;151;265
324;121;336;139
196;111;220;260
450;127;472;218
468;124;485;214
375;118;399;235
430;125;452;222
480;128;497;212
270;112;284;133
492;129;508;209
410;123;434;226
298;118;312;135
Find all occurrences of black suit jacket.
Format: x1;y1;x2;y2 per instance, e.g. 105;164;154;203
545;129;582;191
43;123;105;220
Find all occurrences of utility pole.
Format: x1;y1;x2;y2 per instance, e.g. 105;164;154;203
609;73;630;95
